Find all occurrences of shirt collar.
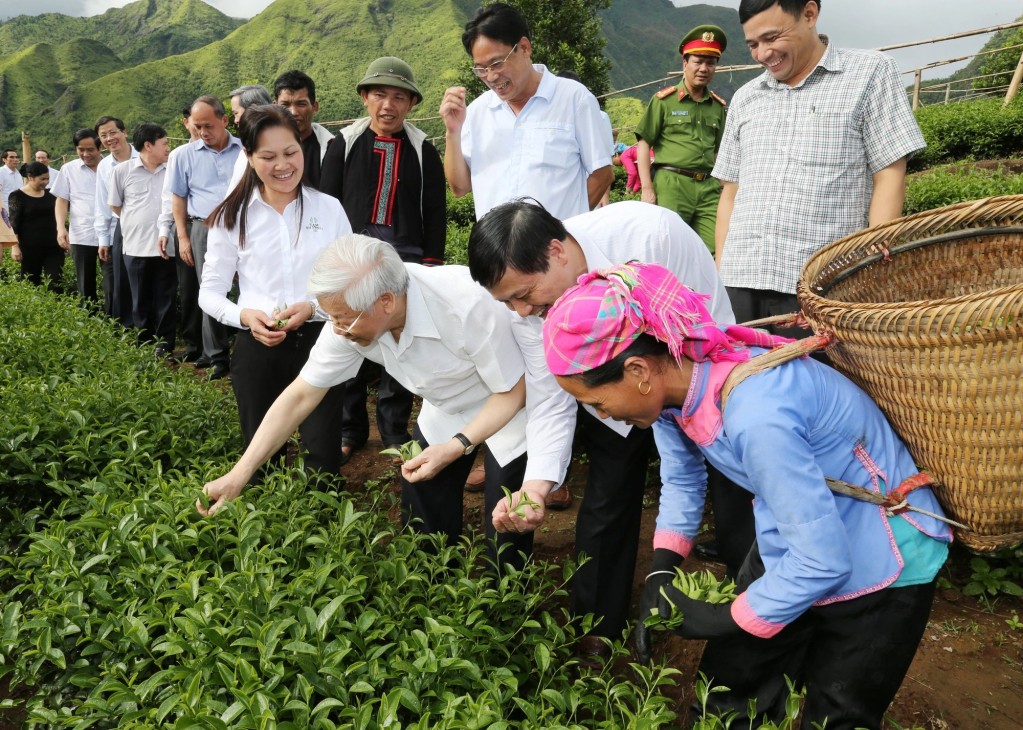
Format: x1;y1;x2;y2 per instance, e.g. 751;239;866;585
195;134;241;154
246;183;312;211
486;63;552;109
759;34;837;90
392;270;440;353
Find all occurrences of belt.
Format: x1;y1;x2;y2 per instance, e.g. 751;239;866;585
654;164;711;182
187;215;205;222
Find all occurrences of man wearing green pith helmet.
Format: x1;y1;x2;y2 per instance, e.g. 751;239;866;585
635;24;728;252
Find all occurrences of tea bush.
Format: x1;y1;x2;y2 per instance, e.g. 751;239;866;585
0;277;683;727
912;97;1023;171
904;166;1023;215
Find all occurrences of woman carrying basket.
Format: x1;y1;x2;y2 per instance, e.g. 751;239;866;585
537;261;952;729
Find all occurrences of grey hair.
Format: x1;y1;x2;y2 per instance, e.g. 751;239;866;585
229;84;273;109
308;234;410;310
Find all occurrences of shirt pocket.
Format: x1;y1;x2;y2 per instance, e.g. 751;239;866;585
520;122;577;171
789;108;863;168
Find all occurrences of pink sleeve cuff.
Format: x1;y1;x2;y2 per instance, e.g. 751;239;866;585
653;529;693;559
731;592;786;639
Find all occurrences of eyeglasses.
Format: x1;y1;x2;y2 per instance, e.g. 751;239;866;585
324;309;363;336
471;44;518;78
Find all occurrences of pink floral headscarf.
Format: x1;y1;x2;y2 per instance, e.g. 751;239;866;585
543;261;792;376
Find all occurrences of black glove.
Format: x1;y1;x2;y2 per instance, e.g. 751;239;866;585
633;548;684;663
655;583;741;640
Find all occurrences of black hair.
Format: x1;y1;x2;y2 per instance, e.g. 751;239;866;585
72;128;101;147
738;0;818;24
132;123;167;152
1;149;15;159
570;334;672;388
24;161;48;178
192;95;227;118
461;2;530;55
556;70;581;83
181;105;193;118
94;116;125;133
35;149;48;157
273;69;317;104
467;199;567;289
207;104;303;249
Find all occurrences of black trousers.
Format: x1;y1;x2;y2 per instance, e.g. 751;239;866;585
124;254;177;348
341;361;414;447
231;324;346;474
174;236;202;357
706;463;757;579
19;243;64;292
70;244;107;303
573;408;653;640
401;424;532;572
189;220;231;366
696;546;937;730
109;222;133;327
726;286;812;340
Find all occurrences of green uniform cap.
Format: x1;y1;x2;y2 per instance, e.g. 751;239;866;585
679;24;727;57
356;56;423;103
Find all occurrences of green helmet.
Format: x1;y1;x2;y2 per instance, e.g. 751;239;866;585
356;56;423;104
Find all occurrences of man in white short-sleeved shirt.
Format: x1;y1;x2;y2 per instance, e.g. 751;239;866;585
51;129;104;303
440;3;613;221
199;234;535;571
109;123;175;353
467;199;740;658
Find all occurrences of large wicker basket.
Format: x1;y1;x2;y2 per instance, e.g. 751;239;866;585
797;195;1023;553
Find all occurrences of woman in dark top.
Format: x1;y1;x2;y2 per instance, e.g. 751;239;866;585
9;161;64;292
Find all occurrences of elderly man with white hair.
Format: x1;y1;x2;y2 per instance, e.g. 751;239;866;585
198;234;533;569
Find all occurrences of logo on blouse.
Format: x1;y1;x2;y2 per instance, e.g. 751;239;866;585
306;217;322;232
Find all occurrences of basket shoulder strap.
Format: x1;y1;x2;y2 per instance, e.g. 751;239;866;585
720;334;833;410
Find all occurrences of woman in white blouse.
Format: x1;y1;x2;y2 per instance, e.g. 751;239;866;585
200;104;353;474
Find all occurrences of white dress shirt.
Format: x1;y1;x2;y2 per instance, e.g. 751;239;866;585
50;159;98;247
108;157;166;258
461;65;612;221
45;166;60;189
94;147;139;247
515;201;735;486
199;186;352;329
0;166;23;211
300;265;528;466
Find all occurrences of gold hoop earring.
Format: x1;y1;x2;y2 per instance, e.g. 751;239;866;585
638;380;652;396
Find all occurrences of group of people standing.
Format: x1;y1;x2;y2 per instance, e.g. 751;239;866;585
5;0;954;726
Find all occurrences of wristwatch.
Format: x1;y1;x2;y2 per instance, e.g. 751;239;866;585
452;432;476;455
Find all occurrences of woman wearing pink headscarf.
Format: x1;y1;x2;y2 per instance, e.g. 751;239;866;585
541;261;951;730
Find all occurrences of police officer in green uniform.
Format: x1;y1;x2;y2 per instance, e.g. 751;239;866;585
635;24;727;252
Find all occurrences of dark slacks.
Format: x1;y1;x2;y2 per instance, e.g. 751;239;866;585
726;286;812;340
109;222;133;327
189;220;230;365
123;254;177;348
695;547;936;730
341;361;414;447
573;408;653;640
70;244;107;303
20;244;64;292
231;324;345;474
706;462;756;579
401;423;532;572
173;230;202;358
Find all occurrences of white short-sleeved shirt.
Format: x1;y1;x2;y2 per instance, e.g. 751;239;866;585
300;265;528;465
199;186;352;330
50;159;98;247
515;201;734;485
0;166;23;211
108;157;166;258
94;147;139;247
462;65;612;221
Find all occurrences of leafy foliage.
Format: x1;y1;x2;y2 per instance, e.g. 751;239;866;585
904;165;1023;215
975;28;1023;92
0;275;683;727
911;97;1023;170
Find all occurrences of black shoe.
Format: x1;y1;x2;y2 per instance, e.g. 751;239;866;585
694;539;721;562
181;349;202;363
340;440;367;467
193;355;213;369
209;362;230;380
154;346;172;360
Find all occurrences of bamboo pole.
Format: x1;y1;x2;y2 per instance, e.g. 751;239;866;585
20;131;31;165
945;83;951;104
913;70;922;110
1005;49;1023;106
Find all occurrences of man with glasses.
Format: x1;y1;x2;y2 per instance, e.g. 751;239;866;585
94;116;139;324
635;25;729;252
439;2;613;221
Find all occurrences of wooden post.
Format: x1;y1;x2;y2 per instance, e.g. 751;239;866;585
945;83;952;104
20;131;31;164
1004;49;1023;106
913;70;922;110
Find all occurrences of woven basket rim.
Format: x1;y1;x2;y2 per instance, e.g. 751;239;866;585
798;195;1023;315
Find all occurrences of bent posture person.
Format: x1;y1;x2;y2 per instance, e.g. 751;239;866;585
199;235;533;569
541;262;951;729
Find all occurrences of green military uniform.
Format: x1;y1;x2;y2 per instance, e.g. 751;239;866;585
635;25;727;252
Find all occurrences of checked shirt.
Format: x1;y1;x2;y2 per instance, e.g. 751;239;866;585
713;38;925;294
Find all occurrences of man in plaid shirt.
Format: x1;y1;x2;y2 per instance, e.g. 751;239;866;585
714;0;925;335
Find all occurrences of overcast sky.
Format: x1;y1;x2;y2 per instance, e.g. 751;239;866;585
2;0;1021;80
